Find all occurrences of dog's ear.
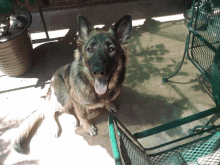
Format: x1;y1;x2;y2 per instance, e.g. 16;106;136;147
77;14;93;42
109;14;132;44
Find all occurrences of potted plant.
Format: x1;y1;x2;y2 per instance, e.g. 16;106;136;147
0;0;48;76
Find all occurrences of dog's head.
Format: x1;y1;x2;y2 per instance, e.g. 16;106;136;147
77;14;132;94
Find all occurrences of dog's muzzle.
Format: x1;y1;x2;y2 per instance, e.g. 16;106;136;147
91;61;109;94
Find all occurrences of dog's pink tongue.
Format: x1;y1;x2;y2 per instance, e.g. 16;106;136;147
94;78;108;94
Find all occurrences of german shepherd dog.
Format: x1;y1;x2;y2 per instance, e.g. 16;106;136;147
11;14;132;154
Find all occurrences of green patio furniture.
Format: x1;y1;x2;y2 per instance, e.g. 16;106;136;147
109;0;220;164
163;0;220;83
108;46;220;164
109;112;220;165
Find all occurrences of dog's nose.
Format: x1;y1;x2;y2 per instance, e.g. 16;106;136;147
92;70;106;77
91;60;107;78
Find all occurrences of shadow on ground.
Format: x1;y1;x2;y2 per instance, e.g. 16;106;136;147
18;30;78;89
124;18;191;88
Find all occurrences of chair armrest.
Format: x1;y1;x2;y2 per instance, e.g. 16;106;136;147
133;107;219;139
109;115;122;165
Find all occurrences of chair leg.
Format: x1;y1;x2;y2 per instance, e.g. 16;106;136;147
162;48;187;82
162;33;191;83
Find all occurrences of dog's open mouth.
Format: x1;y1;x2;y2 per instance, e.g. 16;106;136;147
94;78;108;94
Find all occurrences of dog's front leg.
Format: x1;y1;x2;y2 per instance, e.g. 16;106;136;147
105;101;118;113
73;102;98;136
105;86;121;112
105;88;121;113
46;111;61;137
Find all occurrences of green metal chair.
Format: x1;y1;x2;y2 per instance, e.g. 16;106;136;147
108;47;220;164
163;0;220;83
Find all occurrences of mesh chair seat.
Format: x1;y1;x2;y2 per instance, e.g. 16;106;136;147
109;116;220;165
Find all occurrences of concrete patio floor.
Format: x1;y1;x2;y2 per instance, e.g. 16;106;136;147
0;0;218;165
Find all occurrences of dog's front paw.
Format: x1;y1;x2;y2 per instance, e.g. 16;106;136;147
106;102;118;113
63;114;80;127
86;124;98;136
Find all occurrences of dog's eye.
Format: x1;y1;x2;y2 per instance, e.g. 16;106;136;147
109;47;115;52
87;48;93;52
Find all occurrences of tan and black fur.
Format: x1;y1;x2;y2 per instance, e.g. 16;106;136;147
11;14;132;154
